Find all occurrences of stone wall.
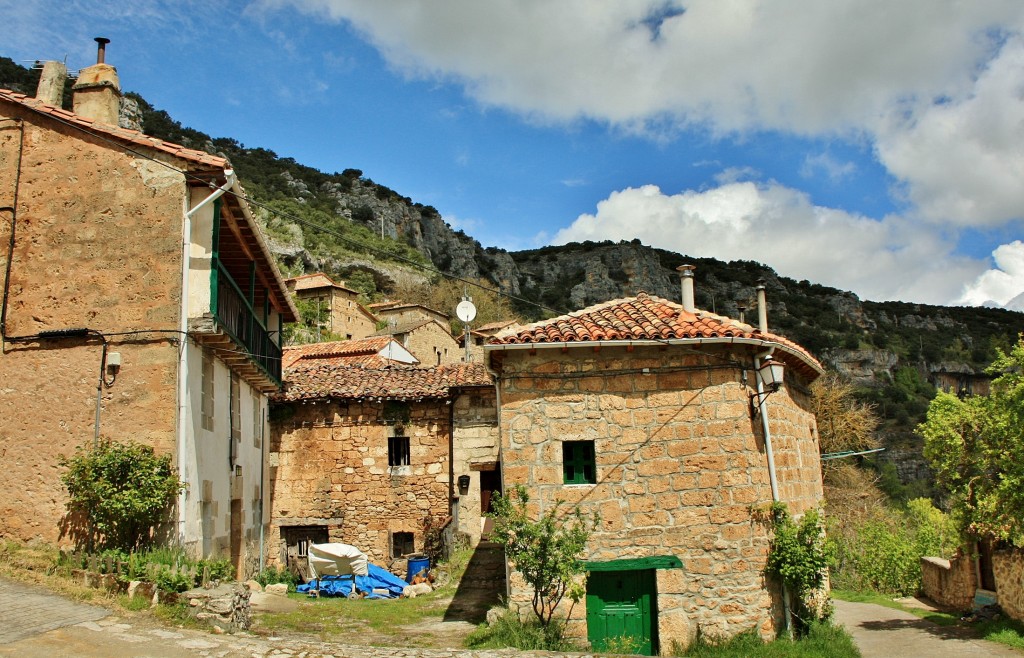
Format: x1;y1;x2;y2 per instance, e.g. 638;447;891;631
921;554;976;612
268;398;453;565
401;321;461;366
994;549;1024;621
0;103;184;544
451;388;500;543
494;344;823;648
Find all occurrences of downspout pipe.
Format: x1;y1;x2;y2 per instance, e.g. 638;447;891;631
754;346;793;638
177;169;236;544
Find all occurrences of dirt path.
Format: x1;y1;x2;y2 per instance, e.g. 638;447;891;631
834;599;1024;657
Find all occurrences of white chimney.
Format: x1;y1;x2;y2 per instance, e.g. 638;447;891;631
72;38;121;125
756;279;768;333
677;264;696;313
35;61;68;106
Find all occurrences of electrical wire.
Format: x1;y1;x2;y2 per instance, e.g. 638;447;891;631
9;102;568;318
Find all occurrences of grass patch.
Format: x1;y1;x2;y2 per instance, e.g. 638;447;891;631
675;621;858;658
465;609;580;652
974;618;1024;650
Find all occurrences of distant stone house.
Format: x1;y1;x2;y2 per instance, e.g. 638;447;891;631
485;279;824;653
369;301;451;330
281;336;419;369
267;361;497;571
285;272;378;342
0;50;297;575
374;318;462;366
459;319;521;363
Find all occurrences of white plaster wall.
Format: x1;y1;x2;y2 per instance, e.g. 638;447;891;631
180;342;268;564
186;187;215;319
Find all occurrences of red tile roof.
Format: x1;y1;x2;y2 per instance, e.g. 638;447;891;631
0;89;228;170
490;292;823;376
282;337;399;368
277;362;493;402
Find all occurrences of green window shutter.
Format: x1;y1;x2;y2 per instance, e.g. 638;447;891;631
563;440;596;484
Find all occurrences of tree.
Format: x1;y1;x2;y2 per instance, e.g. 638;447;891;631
489;484;598;628
920;337;1024;545
810;373;880;456
60;440;185;553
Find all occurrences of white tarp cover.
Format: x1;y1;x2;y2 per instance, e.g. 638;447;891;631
308;542;369;579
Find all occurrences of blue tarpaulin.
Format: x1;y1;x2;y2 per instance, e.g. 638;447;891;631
297;563;410;599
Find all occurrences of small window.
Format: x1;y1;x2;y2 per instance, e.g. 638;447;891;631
392;531;415;557
201;349;215;431
563;440;596;484
389;436;410;467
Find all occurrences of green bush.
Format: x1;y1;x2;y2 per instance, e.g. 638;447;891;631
256;566;298;591
465;609;579;652
673;621;858;657
59;440;184;553
828;497;957;595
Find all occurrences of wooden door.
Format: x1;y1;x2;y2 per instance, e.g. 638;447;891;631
586;569;656;656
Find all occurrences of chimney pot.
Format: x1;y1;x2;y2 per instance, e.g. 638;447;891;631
94;37;110;64
677;264;696;313
755;280;768;333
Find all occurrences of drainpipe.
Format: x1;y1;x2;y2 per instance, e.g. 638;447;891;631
177;169;236;542
753;279;792;636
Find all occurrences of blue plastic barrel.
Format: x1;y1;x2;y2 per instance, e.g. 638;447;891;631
407;556;430;583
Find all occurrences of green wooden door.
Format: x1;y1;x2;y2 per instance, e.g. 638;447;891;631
586;569;656;655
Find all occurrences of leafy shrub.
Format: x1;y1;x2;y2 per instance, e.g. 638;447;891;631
59;441;185;553
764;504;832;634
153;566;193;593
465;608;578;652
256;566;298;591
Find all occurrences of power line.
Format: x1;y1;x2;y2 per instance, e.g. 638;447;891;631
12;101;569;319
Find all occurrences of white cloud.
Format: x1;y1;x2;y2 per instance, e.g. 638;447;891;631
801;153;856;183
959;241;1024;306
554;182;985;304
875;36;1024;226
273;0;1024;230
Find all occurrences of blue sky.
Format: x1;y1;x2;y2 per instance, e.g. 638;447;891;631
5;1;1024;307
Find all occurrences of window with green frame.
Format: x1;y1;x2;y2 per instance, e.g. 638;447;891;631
563;440;596;484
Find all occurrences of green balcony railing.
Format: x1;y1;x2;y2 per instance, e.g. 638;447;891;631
212;259;282;386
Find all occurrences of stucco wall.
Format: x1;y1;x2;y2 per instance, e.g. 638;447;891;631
0;105;185;544
268;398;453;565
493;344;823;648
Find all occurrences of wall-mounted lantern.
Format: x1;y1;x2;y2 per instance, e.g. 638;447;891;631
750;357;785;416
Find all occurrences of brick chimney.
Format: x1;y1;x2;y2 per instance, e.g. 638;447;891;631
72;38;121;125
35;61;68;106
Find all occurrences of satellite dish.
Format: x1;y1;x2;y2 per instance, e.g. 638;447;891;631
456;300;477;323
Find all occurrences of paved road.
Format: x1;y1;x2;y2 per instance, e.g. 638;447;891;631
834;599;1024;657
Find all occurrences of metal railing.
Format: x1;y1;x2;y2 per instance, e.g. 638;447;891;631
213;260;282;385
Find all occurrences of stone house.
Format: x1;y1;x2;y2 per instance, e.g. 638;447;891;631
459;319;521;363
285;272;378;342
369;301;451;329
281;336;419;369
0;49;297;576
268;361;498;572
485;274;824;653
374;317;462;366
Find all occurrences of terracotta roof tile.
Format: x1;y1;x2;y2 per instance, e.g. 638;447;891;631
276;362;493;402
282;337;396;368
0;89;229;170
491;292;823;376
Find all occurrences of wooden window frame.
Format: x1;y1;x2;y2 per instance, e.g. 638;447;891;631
563;440;596;485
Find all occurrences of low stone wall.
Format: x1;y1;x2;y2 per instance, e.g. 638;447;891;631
921;554;976;611
183;584;252;632
994;549;1024;621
